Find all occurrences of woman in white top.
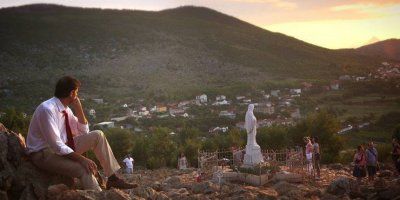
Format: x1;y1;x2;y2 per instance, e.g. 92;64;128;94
305;137;314;174
178;153;188;170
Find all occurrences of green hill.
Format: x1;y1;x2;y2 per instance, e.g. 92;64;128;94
0;4;380;110
355;39;400;61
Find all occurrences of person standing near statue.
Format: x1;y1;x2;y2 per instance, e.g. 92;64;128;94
312;136;321;179
123;154;134;174
366;141;378;182
243;104;264;167
305;137;313;174
178;153;188;170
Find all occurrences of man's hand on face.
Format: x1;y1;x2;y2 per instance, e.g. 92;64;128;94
71;97;82;110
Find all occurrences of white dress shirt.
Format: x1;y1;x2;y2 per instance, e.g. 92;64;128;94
26;97;89;155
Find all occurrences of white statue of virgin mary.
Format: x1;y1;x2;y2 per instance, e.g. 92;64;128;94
243;104;264;167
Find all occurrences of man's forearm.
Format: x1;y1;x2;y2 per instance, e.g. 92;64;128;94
65;151;85;162
75;106;88;124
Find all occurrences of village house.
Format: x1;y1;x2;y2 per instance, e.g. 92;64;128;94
257;119;272;128
156;105;168;113
219;110;236;119
301;82;313;91
356;76;366;81
290;89;301;95
111;116;129;122
178;101;191;108
89;109;96;116
216;95;226;101
94;121;114;129
236;96;246;101
330;80;340;90
196;94;208;104
289;108;301;119
271;90;280;97
254;102;275;114
169;107;186;116
92;98;104;104
209;126;229;134
235;121;245;130
212;100;230;106
242;99;251;103
339;75;351;81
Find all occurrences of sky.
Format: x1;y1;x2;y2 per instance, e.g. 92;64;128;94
1;0;399;49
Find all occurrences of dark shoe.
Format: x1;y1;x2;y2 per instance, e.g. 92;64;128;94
106;176;138;189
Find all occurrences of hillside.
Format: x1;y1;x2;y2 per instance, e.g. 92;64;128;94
356;39;400;61
0;4;379;110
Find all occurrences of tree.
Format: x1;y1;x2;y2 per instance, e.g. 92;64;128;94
103;128;135;160
257;126;290;150
293;110;343;163
0;108;30;136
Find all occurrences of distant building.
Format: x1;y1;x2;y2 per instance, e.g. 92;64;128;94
196;94;208;103
156;105;168;113
356;77;366;81
257;119;272;128
236;96;246;101
271;90;280;97
290;89;301;95
111;116;129;122
139;110;150;116
94;121;114;129
290;108;301;119
209;126;229;134
92;98;104;104
301;82;313;91
178;101;191;108
212;100;230;106
219;111;236;119
89;109;96;116
330;80;340;90
254;103;274;114
169;108;185;116
339;75;351;81
122;104;128;108
235;122;245;130
243;99;252;103
216;95;226;101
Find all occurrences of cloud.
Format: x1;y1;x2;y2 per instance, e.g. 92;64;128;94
229;0;297;10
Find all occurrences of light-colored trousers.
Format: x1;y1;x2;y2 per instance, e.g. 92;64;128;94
30;130;120;191
125;167;133;174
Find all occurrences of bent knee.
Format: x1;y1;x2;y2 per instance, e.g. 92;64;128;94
92;130;105;138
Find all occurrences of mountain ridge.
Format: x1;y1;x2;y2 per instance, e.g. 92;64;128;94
0;4;381;109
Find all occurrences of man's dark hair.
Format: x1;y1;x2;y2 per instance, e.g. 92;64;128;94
54;76;81;98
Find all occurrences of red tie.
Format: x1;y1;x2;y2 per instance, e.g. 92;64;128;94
62;110;75;151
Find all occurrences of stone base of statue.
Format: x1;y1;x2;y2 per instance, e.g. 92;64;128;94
242;144;264;168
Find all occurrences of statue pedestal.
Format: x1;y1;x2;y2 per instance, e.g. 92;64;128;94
242;144;264;168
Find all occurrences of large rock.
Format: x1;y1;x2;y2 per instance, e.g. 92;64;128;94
191;181;217;194
378;170;393;178
272;181;298;195
326;177;365;199
326;177;353;196
328;163;344;170
270;171;303;183
0;130;73;200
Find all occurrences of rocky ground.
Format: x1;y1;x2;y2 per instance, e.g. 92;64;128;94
1;128;400;200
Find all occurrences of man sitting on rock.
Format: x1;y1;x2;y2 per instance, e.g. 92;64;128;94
26;76;137;191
